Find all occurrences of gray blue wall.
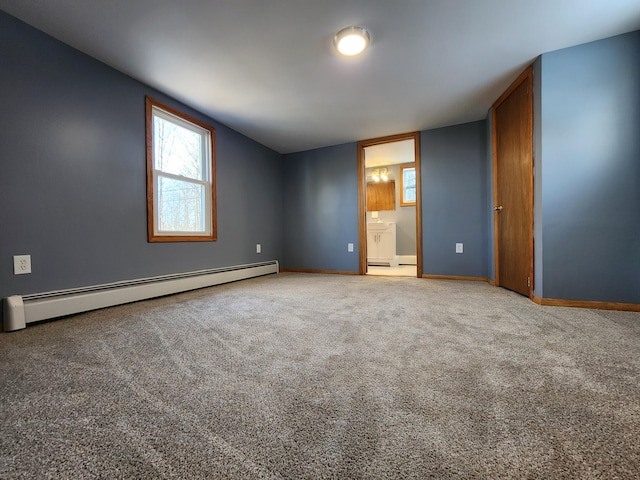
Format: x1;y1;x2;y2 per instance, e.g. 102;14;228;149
538;31;640;303
533;56;543;297
0;11;283;321
3;8;637;313
282;143;360;272
486;110;495;282
282;121;489;278
421;121;488;278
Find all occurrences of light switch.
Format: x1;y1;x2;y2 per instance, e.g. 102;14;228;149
455;243;463;254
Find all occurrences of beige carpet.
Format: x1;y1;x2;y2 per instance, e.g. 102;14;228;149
1;272;639;479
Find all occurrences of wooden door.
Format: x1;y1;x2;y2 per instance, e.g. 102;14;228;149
493;68;533;296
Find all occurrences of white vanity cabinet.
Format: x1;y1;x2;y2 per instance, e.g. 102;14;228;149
367;222;397;266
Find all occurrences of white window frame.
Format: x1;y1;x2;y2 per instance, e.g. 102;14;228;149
146;96;216;242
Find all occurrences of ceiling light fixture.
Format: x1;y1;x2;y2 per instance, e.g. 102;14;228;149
334;26;370;57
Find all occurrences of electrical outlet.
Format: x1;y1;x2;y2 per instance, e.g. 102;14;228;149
256;244;261;254
14;255;32;275
455;243;464;254
347;243;354;252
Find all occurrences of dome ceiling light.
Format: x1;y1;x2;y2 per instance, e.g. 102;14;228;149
334;26;370;57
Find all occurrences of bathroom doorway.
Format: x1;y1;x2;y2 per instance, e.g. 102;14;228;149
357;132;422;277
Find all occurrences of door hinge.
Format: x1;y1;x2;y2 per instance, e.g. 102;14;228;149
527;277;531;288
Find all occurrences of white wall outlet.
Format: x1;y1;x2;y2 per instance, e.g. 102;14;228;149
256;244;261;254
455;243;464;254
347;243;354;252
14;255;32;274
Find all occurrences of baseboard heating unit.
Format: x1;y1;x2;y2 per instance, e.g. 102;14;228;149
3;260;279;332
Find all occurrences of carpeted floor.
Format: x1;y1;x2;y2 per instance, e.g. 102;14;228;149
1;272;639;479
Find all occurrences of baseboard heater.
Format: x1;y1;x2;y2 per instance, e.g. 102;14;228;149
3;260;279;332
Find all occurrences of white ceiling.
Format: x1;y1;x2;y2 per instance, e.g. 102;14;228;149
365;139;415;168
2;1;639;154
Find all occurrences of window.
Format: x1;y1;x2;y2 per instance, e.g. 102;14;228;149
146;97;216;242
400;164;416;206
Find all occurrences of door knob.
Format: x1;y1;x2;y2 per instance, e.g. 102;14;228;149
494;205;503;212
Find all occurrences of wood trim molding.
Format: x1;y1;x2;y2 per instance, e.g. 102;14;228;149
399;164;417;207
280;268;359;275
422;276;638;312
492;66;534;110
357;142;367;275
358;131;422;277
491;103;500;287
145;96;217;243
414;135;423;278
422;275;489;283
359;132;420;147
526;69;534;297
532;296;640;312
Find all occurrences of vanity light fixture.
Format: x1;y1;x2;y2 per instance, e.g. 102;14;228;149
334;26;370;56
371;167;388;182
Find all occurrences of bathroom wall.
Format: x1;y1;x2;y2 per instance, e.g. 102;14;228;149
365;163;417;257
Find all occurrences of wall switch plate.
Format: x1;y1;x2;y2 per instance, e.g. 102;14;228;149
455;243;464;254
347;243;354;252
14;255;32;274
256;244;261;254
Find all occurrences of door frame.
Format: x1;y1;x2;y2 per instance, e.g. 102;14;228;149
491;66;534;296
358;131;422;277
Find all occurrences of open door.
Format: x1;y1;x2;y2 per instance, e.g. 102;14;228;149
492;67;534;296
358;132;422;277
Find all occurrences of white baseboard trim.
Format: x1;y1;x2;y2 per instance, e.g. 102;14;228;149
3;261;279;331
396;255;417;266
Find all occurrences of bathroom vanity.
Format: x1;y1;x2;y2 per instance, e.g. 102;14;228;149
367;222;397;267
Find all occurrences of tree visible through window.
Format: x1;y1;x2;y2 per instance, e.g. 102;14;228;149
400;164;416;206
146;97;216;242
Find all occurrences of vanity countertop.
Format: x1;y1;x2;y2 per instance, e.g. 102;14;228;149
367;222;395;230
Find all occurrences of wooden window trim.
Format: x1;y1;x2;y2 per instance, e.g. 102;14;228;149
400;164;416;206
145;96;217;242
